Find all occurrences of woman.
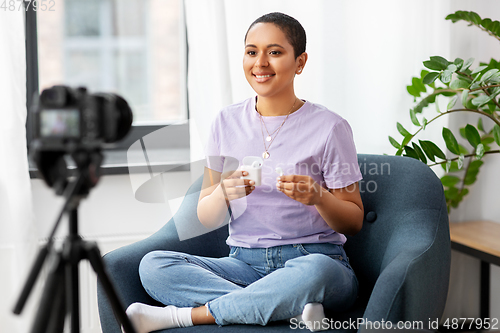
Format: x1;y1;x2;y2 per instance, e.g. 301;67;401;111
126;12;364;332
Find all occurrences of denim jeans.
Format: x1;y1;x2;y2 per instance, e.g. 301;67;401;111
139;243;358;326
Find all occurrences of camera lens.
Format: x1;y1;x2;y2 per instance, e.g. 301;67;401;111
112;94;133;142
94;93;133;143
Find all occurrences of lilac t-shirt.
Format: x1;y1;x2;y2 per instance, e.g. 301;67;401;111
204;97;362;248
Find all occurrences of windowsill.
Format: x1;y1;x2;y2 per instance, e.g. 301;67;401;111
29;147;191;178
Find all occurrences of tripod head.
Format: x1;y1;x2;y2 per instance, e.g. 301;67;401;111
31;142;104;197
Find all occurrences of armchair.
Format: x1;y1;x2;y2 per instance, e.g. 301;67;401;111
98;154;451;332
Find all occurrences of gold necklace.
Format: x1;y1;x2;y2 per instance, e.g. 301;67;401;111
256;98;298;159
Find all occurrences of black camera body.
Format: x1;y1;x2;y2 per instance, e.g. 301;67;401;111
31;85;133;191
33;85;133;151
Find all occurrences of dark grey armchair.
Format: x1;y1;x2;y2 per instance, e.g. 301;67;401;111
98;154;451;332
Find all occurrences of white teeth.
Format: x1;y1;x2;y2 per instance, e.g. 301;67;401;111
255;74;272;78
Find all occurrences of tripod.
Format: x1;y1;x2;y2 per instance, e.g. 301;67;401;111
13;150;136;333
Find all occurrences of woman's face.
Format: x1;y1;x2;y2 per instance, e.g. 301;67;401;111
243;23;305;99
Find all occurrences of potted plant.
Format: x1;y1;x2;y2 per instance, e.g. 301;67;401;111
390;10;500;211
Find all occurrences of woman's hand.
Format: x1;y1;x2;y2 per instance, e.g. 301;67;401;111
276;175;325;206
221;170;255;202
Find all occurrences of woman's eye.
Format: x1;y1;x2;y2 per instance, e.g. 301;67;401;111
247;51;256;56
270;50;281;55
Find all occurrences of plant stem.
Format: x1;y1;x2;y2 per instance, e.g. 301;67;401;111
459;153;473;193
411;108;500;141
469;83;500;93
427;150;500;167
471;23;500;43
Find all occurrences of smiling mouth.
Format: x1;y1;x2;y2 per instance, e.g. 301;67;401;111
254;74;274;78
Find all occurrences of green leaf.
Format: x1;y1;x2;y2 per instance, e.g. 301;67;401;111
493;124;500;146
404;146;420;160
450;79;470;89
464;174;477;186
423;72;441;85
480;69;499;83
397;122;411;137
431;56;450;69
465;124;481;148
487;102;497;115
476;143;485;160
454;58;464;69
446;64;458;72
441;70;453;84
471;65;488;75
422;117;428;130
491;21;500;36
461;57;474;71
458;144;469;155
469;11;482;25
447;95;458;110
471;95;493;107
445;13;459;23
441;175;461;187
424;60;445;71
459;127;467;139
469;159;484;170
407;85;420;98
443;160;461;173
419;140;436;162
461;89;469;107
482;18;492;29
481;136;494;145
402;134;413;147
412;77;427;93
412;142;427;164
389;136;401;149
421;140;446;160
445;186;459;201
442;127;460;154
410;108;420;126
420;69;430;79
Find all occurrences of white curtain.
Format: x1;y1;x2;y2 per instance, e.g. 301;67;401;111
0;10;37;332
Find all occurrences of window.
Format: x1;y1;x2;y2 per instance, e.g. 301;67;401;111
26;0;189;169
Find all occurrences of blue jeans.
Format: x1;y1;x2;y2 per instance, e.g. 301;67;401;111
139;243;358;326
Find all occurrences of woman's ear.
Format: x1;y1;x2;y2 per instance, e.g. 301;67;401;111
296;52;308;75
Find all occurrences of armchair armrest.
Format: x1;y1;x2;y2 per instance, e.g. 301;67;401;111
362;208;450;326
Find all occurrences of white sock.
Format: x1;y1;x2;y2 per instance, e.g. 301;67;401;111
124;303;193;333
302;303;327;332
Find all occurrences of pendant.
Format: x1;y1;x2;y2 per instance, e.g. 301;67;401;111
266;135;272;142
263;151;270;159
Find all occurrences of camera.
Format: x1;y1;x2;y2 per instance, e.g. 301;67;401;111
32;85;133;151
30;85;133;191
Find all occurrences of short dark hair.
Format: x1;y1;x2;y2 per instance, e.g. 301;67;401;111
244;12;306;59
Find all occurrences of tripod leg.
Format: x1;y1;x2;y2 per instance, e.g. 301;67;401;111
46;272;67;333
30;253;66;333
66;208;81;333
84;241;137;333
